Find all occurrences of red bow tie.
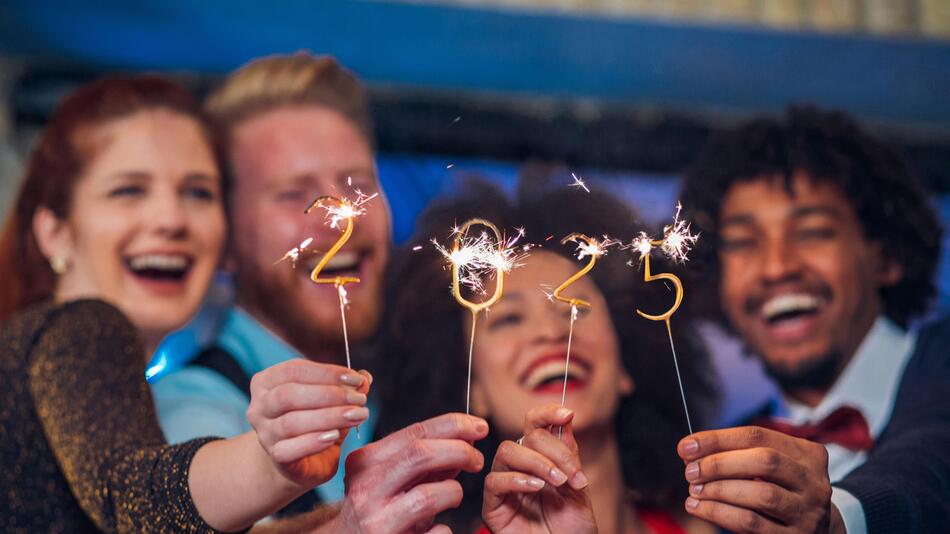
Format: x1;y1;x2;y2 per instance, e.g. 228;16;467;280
752;406;874;452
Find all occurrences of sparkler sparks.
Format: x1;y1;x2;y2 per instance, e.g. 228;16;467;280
569;172;590;193
275;237;315;267
307;190;379;231
627;203;698;264
433;224;529;297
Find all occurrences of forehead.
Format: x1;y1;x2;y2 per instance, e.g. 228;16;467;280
506;251;598;293
82;110;215;174
230;105;373;178
720;172;855;225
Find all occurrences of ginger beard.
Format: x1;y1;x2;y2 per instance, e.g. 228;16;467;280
226;106;391;360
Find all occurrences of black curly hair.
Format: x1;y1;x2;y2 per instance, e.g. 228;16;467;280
375;174;719;531
679;105;943;327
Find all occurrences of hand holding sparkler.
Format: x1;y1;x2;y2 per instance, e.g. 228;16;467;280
629;203;699;434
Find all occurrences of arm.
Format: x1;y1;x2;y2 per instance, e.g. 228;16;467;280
834;380;950;532
29;300;367;532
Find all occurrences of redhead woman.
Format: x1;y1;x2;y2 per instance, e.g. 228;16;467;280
0;76;369;532
379;178;719;533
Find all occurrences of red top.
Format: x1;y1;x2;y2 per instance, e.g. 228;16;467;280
475;507;685;534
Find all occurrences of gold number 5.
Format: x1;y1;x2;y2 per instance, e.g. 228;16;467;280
635;240;683;322
305;195;360;287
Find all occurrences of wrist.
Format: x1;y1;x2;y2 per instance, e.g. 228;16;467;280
829;503;848;534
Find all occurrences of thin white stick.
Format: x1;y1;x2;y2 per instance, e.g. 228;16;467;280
465;310;479;415
338;285;352;370
558;305;578;439
560;305;578;408
339;284;359;438
665;319;693;435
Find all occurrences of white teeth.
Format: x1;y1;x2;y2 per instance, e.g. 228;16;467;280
524;361;589;390
128;254;188;271
324;251;359;271
761;294;820;320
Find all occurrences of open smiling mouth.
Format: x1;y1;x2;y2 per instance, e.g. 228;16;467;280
125;253;192;283
520;355;592;395
760;293;824;332
301;251;364;280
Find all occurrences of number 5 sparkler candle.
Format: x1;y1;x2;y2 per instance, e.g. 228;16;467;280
434;219;527;414
628;203;699;434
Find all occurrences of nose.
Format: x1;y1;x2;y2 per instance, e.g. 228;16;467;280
148;187;188;239
531;303;570;344
759;236;802;284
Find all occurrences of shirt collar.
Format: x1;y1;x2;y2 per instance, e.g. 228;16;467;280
217;306;304;376
783;316;917;438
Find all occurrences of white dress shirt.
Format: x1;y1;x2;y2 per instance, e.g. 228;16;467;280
775;317;917;534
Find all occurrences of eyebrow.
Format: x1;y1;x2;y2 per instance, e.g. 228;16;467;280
791;205;841;220
721;204;842;228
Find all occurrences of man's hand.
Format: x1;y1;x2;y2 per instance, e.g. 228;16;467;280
677;426;846;534
247;359;372;488
332;413;489;534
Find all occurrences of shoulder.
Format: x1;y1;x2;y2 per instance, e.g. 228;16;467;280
151;365;251;442
904;316;950;380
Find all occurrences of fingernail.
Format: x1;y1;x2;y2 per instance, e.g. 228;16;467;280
549;467;568;486
319;429;340;442
474;418;489;435
682;439;699;455
343;407;370;421
686;497;700;510
341;373;363;387
685;462;700;481
689;484;704;495
346;391;367;405
526;477;545;490
570;470;589;489
556;408;573;420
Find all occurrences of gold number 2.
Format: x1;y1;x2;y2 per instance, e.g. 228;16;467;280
635;240;683;322
305;195;360;287
552;233;598;309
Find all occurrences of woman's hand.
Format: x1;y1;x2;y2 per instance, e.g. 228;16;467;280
482;404;597;534
247;359;372;488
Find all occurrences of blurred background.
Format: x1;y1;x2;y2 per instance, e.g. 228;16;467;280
2;0;949;424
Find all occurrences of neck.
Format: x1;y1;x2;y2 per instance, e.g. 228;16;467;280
577;425;641;534
236;298;346;365
784;312;880;408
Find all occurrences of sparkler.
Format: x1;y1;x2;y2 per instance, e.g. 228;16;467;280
434;219;526;414
299;192;377;369
551;234;610;408
628;203;699;434
569;173;590;193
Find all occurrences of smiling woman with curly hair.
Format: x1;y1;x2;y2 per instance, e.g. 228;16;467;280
376;175;719;533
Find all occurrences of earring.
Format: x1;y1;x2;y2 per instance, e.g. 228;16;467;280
50;256;69;274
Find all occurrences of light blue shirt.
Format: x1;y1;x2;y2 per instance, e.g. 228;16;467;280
772;317;917;534
151;306;375;503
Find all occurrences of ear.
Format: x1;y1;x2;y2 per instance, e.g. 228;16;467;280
618;368;635;397
871;242;902;288
470;376;491;419
32;207;74;264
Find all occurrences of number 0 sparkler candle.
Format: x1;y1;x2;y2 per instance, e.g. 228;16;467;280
629;203;699;434
434;219;526;414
